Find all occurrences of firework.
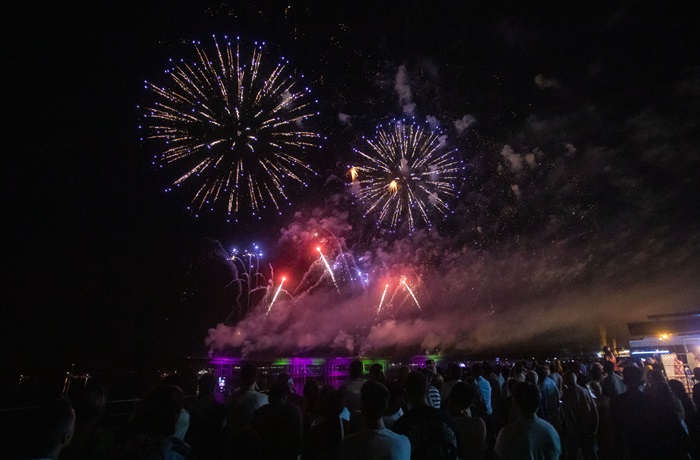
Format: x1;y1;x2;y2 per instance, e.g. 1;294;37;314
401;276;422;311
377;283;389;315
351;120;463;230
143;36;322;220
266;277;286;316
317;247;340;293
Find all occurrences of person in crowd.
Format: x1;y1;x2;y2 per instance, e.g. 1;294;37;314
303;378;321;432
337;381;411;459
392;371;459;459
548;360;564;395
508;362;527;395
275;372;307;415
447;382;487;460
535;365;561;434
251;382;302;460
441;364;463;403
524;370;538;386
494;382;561;460
669;378;697;429
304;385;348;460
161;374;190;441
600;360;625;399
382;380;405;430
472;363;492;420
602;346;617;371
483;361;504;434
184;372;226;460
499;365;511;399
424;368;442;409
58;384;116;460
609;365;691;459
561;371;598;460
226;361;268;459
340;360;365;415
368;363;387;383
646;369;686;424
27;398;76;460
588;380;613;460
123;384;194;460
588;365;603;385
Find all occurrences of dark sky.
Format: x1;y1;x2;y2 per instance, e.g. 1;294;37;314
6;1;700;370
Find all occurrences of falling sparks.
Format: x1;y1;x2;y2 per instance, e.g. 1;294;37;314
317;247;340;293
266;276;286;316
349;166;358;181
377;283;389;315
401;276;422;311
143;36;322;220
352;120;463;230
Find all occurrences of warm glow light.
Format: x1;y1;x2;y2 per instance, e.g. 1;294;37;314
388;179;398;193
350;167;358;181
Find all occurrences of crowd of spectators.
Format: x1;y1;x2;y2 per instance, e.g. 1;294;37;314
16;351;700;459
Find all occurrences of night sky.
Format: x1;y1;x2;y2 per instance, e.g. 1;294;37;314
6;1;700;370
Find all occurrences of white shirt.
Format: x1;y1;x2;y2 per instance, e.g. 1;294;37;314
495;415;561;460
337;428;411;460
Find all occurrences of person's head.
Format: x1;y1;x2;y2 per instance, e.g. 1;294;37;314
303;378;320;408
536;365;550;383
349;360;364;379
133;384;184;437
482;361;493;376
603;360;615;375
73;384;108;423
563;370;577;387
275;372;293;390
589;367;603;383
525;370;539;385
431;372;444;391
513;361;524;374
161;373;184;390
30;398;76;459
268;382;291;405
369;363;384;381
668;379;688;399
448;363;463;381
588;381;603;399
472;362;483;377
361;380;390;420
646;369;666;386
550;359;563;374
404;371;429;406
448;381;477;412
197;373;217;397
511;382;540;416
693;367;700;381
623;365;645;389
317;385;344;416
239;362;258;388
397;365;410;383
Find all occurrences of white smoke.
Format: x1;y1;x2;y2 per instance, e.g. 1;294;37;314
454;114;477;134
395;65;415;116
535;73;559;89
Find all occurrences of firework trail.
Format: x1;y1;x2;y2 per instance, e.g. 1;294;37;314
143;36;322;220
351;120;463;230
377;283;389;315
266;277;286;316
317;247;340;293
401;276;422;311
